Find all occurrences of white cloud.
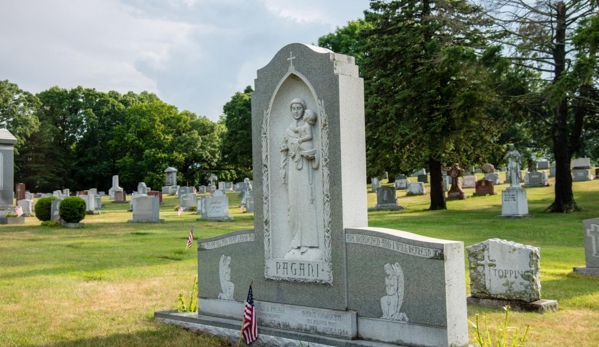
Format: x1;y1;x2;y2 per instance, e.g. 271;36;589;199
0;0;370;120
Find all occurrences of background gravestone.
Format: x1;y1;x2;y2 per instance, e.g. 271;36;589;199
108;175;123;200
462;175;476;188
371;177;381;192
0;129;17;216
473;180;496;196
407;182;426;195
370;186;405;210
128;195;163;223
197;190;232;221
574;218;599;276
15;183;26;201
17;199;34;217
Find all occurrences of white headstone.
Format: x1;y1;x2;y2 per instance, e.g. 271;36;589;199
407;182;426;195
462;175;476;188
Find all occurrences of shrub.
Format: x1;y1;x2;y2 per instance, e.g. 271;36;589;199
5;213;18;218
35;196;57;221
58;197;86;223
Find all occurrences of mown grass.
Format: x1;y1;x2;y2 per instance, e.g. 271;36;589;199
1;175;598;347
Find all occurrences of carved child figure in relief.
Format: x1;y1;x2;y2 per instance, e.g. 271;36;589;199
218;255;234;300
381;262;408;322
280;98;321;261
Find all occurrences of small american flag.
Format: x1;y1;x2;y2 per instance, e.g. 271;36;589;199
242;283;258;345
178;206;184;216
14;205;23;217
186;226;194;249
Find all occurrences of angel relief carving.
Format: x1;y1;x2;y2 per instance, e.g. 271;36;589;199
279;98;322;261
218;255;234;300
381;262;408;322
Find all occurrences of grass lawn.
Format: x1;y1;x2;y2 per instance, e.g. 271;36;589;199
1;176;598;347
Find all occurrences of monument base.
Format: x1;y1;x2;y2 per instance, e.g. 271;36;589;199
496;214;533;219
86;210;100;215
197;217;233;222
573;266;599;277
500;187;529;216
466;295;557;313
472;192;497;197
0;216;25;224
127;219;165;223
111;201;128;204
369;205;407;211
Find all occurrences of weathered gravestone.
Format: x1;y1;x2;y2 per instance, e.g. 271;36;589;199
481;163;495;173
218;181;225;192
113;190;127;203
461;175;476;188
15;183;26;201
571;158;592;168
162;167;179;194
500;146;529;218
417;174;428;183
82;193;99;215
137;182;149;195
407;182;426;195
484;172;501;185
17;199;34;217
180;193;197;211
573;169;593;181
371;177;381;192
240;178;253;209
94;195;102;210
467;239;557;312
411;168;426;177
394;177;410;190
370;186;406;211
147;190;163;204
128;195;163;223
573;218;599;277
537;161;550;170
198;185;207;194
0;129;17;216
155;44;469;347
25;192;33;201
549;166;556;177
108;175;123;200
51;199;62;221
444;163;466;200
473;180;496;196
197;190;232;221
524;171;548;187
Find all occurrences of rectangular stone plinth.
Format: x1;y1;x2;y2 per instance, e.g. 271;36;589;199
573;266;599;277
501;187;529;217
467;295;558;313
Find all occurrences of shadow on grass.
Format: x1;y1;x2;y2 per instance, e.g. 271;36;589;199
541;271;599;305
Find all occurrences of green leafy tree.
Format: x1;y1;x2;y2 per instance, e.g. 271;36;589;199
220;86;253;180
0;80;40;151
318;19;373;68
484;0;599;212
362;0;502;210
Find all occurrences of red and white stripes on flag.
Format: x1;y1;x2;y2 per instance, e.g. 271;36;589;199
242;284;258;345
178;206;184;216
186;226;194;249
14;205;23;217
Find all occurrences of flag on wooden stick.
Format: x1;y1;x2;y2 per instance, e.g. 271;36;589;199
239;282;258;345
186;226;194;249
178;206;184;216
14;205;23;217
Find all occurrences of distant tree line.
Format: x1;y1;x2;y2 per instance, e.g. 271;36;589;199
0;80;253;193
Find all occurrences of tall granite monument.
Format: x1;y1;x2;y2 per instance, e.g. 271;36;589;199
156;44;468;347
0;129;17;217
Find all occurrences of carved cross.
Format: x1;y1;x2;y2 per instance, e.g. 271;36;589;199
478;246;496;289
443;163;464;190
287;52;296;71
587;223;599;258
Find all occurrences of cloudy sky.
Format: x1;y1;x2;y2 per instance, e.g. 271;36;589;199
0;0;370;121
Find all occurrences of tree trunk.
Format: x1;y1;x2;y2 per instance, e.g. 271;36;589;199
545;2;580;213
428;155;447;210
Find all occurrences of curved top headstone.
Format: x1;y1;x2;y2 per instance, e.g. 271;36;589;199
164;167;177;173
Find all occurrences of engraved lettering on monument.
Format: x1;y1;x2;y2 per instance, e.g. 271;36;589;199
218;255;234;300
262;55;332;283
380;262;408;322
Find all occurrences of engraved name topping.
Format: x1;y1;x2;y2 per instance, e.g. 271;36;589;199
346;233;443;259
199;233;255;250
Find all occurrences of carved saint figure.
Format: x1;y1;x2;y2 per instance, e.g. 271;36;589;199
240;177;252;207
280;98;321;260
506;144;522;187
381;262;408;321
218;255;234;300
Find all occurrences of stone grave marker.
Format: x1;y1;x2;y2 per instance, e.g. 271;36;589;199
113;190;127;203
500;146;529;218
524;172;547;187
417;174;428;183
156;43;468;347
467;238;557;312
17;199;34;217
394;177;410;190
147;190;163;204
197;190;232;221
25;192;33;200
108;175;123;200
481;163;495;173
198;185;207;194
51;199;62;221
461;175;476;188
180;192;197;210
473;179;496;196
573;169;593;181
371;177;381;192
370;186;405;210
137;182;149;195
573;218;599;277
82;193;99;214
15;183;26;201
549;166;556;177
411;168;426;177
537;161;550;170
484;172;500;185
571;158;592;168
444;163;466;200
245;194;254;213
407;182;426;195
218;182;225;192
0;129;17;216
94;195;102;210
128;195;163;223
